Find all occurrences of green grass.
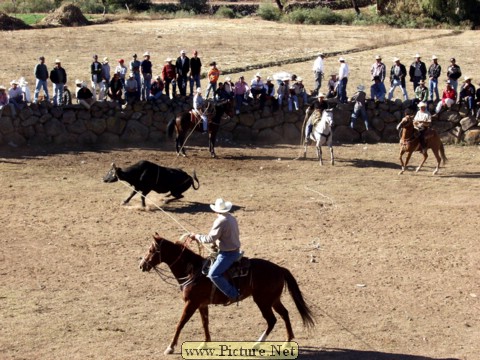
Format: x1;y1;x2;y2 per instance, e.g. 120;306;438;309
13;13;45;25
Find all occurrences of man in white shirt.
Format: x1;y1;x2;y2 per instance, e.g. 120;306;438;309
312;52;325;95
337;57;349;103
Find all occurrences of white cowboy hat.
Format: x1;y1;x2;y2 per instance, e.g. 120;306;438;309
317;92;326;98
297;77;303;81
431;55;438;60
196;87;202;93
210;198;232;213
393;57;400;62
0;85;6;91
225;76;231;81
103;57;109;63
55;59;61;63
338;57;345;62
375;55;382;60
255;72;261;77
143;51;150;57
10;79;18;85
464;75;472;81
165;58;172;62
414;53;421;58
75;79;83;85
266;76;273;81
357;85;365;91
180;50;186;54
418;101;427;108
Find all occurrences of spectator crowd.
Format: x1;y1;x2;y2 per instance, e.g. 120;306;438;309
1;50;479;131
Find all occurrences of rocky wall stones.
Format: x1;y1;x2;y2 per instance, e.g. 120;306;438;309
1;97;479;148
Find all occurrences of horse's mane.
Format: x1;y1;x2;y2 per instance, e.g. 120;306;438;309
174;240;206;264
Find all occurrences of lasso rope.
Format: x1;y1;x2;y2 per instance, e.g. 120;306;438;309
117;179;215;255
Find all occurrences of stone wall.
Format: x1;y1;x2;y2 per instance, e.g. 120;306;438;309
1;95;479;148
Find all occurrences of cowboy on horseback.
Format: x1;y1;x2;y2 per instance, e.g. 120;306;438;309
413;101;431;153
305;92;328;139
189;198;241;305
193;87;208;133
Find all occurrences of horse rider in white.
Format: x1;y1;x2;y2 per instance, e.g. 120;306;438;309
193;87;208;133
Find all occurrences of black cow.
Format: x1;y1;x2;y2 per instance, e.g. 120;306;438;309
103;160;200;207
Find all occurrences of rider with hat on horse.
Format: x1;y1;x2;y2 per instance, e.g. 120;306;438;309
305;92;328;139
193;87;208;133
413;101;431;153
189;198;241;305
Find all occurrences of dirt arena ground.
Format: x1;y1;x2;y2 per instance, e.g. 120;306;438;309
1;139;479;360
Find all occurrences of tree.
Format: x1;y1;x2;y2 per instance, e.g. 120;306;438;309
351;0;360;15
107;0;152;11
178;0;208;13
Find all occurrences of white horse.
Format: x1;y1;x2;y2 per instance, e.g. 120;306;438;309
303;109;334;165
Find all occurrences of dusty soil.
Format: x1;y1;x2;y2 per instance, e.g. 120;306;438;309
1;140;479;360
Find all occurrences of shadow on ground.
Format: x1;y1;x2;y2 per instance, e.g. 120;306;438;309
298;347;459;360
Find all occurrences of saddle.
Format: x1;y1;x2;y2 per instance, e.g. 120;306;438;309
202;252;251;279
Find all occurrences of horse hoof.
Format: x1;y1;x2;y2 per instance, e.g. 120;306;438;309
164;347;174;355
398;170;404;175
433;170;439;175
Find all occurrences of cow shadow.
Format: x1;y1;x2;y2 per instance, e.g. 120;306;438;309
297;347;459;360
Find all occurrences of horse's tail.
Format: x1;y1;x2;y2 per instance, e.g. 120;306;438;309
192;170;200;190
284;268;315;328
440;142;447;165
167;117;176;138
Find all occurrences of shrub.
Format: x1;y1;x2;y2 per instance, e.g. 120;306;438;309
285;9;308;24
284;7;344;25
257;3;282;22
215;6;235;19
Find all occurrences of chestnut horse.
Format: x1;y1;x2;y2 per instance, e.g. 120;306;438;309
166;99;233;158
396;115;447;175
139;234;315;355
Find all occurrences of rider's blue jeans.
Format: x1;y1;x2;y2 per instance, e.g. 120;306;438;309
208;250;240;299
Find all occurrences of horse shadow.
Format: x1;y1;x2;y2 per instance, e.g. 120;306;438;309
298;347;459;360
153;201;243;214
341;157;400;170
439;172;480;179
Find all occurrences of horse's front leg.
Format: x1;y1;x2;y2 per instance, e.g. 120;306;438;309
317;142;323;166
416;151;428;173
398;150;406;175
198;305;211;342
209;133;216;158
165;300;199;355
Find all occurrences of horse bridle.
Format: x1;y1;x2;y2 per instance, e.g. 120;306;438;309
145;238;194;287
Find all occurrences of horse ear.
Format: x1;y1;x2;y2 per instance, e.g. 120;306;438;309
111;162;117;170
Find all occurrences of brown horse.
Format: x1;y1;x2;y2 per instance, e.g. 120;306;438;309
139;234;315;355
166;99;233;158
397;115;447;175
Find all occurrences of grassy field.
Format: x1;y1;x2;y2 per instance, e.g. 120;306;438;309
1;18;479;99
